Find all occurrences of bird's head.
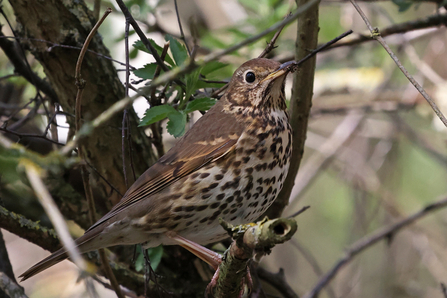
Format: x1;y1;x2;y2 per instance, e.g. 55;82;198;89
224;58;297;113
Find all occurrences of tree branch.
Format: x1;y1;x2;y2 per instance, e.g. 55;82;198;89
268;0;320;218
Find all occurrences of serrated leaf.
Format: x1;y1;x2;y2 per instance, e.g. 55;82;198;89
133;63;158;80
139;105;177;127
133;40;175;66
167;110;186;137
165;35;188;66
185;97;216;114
201;61;228;76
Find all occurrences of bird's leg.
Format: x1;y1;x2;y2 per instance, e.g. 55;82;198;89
166;232;222;270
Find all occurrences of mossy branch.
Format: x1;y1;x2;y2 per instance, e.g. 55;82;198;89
211;218;298;298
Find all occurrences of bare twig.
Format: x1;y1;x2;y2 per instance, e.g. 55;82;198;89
441;283;447;298
349;0;447;127
23;161;96;297
115;0;170;72
257;268;299;298
0;30;58;102
0;126;66;147
303;195;447;298
174;0;191;56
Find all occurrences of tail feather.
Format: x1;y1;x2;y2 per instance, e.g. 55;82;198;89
20;225;104;281
19;248;68;281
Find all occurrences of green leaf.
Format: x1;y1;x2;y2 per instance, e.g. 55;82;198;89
184;67;202;104
165;35;188;66
201;61;228;76
134;245;163;272
146;245;163;270
139;105;177;126
185;97;216;114
133;40;175;66
391;0;413;12
167;110;187;137
133;63;158;80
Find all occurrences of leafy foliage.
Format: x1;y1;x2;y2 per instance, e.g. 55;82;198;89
133;36;223;138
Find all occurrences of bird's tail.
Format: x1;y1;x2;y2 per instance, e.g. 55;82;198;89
19;226;103;281
19;247;68;281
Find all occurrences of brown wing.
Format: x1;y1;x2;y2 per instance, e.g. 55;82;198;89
87;99;244;232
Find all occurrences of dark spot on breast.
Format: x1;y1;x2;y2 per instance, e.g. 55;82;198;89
191;173;200;179
216;193;225;200
268;160;278;170
202;193;212;200
173;215;182;221
210;202;220;209
200;173;210;178
257;178;263;184
233;168;241;176
199;217;209;223
245;168;253;175
183;213;194;219
226;196;234;203
215;174;224;180
255;163;268;171
219;203;228;210
229;209;237;214
173;206;183;212
209;210;222;221
236;196;243;203
169;223;179;229
242;156;250;163
196;205;208;211
233;160;241;168
186;221;193;227
256;186;263;193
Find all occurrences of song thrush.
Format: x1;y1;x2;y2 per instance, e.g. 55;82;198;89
20;57;295;280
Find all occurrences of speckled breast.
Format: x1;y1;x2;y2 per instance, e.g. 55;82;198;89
170;109;292;245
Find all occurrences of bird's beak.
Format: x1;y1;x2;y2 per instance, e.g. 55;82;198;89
261;61;298;83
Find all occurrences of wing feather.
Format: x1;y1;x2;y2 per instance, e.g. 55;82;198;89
87;99;244;231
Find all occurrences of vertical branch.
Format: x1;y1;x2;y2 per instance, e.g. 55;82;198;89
267;0;320;218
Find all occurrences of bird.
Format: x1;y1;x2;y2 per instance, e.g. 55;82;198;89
20;57;295;281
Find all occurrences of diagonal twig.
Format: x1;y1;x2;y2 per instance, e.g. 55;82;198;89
303;194;447;298
349;0;447;127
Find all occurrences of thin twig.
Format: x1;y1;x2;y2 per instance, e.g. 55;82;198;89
115;0;169;72
303;194;447;298
257;268;298;298
0;35;137;69
349;0;447;127
174;0;191;56
23;162;96;296
0;127;66;146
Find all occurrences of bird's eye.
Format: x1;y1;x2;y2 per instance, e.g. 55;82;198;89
245;71;256;83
